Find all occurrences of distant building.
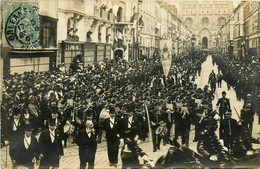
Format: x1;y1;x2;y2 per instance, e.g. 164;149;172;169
232;1;245;60
220;1;260;61
243;1;260;60
178;1;233;49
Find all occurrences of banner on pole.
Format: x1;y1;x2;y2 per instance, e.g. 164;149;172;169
160;39;172;77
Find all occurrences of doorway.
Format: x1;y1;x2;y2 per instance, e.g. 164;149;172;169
202;37;208;48
114;49;123;61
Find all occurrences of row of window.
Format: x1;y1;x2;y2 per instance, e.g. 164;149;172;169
244;2;259;18
185;17;226;27
185;10;227;14
184;4;229;9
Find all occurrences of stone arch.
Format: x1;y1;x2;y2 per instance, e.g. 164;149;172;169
117;7;123;22
201;17;209;26
218;17;226;26
199;28;212;48
117;1;126;22
184;17;193;27
202;37;208;48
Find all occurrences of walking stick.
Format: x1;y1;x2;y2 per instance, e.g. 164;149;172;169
233;106;241;122
6;145;8;168
144;103;153;148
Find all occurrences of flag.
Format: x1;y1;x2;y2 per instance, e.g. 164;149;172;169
160;39;173;77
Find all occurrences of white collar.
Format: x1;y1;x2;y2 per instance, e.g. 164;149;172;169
49;129;55;135
110;117;115;122
24;135;31;148
128;115;133;121
14;117;20;122
24;134;31;140
85;129;91;134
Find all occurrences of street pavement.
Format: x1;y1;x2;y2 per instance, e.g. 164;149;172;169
1;55;259;169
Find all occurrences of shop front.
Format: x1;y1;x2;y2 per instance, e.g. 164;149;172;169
60;41;112;70
2;49;57;77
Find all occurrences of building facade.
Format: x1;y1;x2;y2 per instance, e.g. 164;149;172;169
232;2;246;60
57;0;114;69
1;0;192;76
218;17;234;56
178;1;233;49
218;1;260;61
243;1;260;60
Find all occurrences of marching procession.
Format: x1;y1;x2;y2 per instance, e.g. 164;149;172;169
1;49;260;169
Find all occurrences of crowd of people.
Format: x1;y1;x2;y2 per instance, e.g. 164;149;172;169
212;53;260;124
1;50;259;169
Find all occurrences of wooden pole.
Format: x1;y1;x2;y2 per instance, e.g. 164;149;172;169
6;145;8;168
144;104;153;148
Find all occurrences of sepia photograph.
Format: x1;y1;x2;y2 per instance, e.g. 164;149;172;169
0;0;259;168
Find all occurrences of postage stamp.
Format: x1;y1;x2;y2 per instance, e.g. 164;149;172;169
4;2;39;48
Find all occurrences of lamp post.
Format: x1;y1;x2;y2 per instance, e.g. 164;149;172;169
217;34;220;53
176;31;180;57
191;34;196;60
191;35;196;47
112;5;119;71
134;0;143;61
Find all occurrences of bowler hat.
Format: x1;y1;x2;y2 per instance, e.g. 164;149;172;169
24;124;33;131
13;108;22;116
48;119;56;126
109;107;116;113
225;111;232;115
222;91;226;95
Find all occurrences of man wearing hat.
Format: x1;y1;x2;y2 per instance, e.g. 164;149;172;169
241;94;255;134
5;106;26;167
217;71;223;88
28;95;41;133
75;120;97;169
39;119;64;169
16;124;39;169
121;127;153;169
219;111;239;152
197;118;229;167
122;105;141;139
243;94;252;108
172;97;185;147
103;107;123;167
241;101;255;138
216;91;231;120
208;70;216;93
150;106;164;152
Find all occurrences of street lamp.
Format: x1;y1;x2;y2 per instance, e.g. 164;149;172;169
176;31;180;57
112;6;119;71
191;34;196;60
133;0;143;61
191;34;196;47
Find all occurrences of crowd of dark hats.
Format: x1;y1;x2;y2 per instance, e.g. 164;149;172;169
1;50;218;144
212;53;260;120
